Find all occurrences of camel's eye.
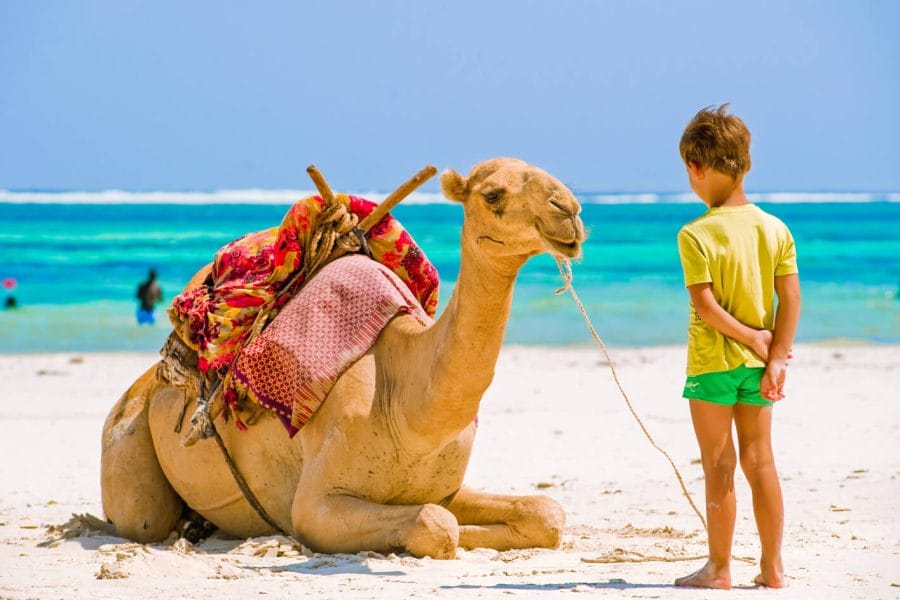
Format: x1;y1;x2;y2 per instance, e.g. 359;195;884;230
482;188;505;204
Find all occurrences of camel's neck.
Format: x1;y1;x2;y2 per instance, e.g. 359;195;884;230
400;227;524;440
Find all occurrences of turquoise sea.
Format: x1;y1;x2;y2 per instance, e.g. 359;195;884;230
1;193;898;353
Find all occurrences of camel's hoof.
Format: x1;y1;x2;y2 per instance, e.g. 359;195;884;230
406;504;459;559
513;495;566;548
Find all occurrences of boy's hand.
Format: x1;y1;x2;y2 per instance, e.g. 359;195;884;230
750;329;793;364
750;329;774;361
761;358;788;401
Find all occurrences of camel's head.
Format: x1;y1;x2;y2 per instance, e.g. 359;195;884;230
440;158;585;261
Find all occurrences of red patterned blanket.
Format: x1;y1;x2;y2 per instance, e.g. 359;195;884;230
167;194;440;433
231;254;432;435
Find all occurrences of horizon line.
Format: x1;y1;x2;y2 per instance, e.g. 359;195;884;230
1;188;898;205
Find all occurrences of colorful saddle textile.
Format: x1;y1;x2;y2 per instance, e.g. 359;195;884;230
230;254;432;435
168;194;439;375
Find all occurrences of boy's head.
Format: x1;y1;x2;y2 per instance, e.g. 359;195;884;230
680;104;751;179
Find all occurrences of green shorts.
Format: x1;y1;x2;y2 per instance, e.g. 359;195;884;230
683;364;773;407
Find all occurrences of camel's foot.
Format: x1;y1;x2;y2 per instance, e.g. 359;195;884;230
674;561;731;589
448;488;565;551
403;504;459;559
508;495;566;548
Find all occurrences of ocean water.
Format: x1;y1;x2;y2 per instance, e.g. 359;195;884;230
0;193;898;353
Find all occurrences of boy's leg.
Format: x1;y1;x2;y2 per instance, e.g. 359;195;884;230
734;403;785;588
675;399;736;589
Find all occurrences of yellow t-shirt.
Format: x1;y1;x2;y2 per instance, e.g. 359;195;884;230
677;203;798;376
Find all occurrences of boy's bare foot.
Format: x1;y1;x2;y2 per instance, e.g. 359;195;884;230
753;571;786;588
674;562;731;589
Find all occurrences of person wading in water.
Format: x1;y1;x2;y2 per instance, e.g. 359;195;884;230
136;268;163;325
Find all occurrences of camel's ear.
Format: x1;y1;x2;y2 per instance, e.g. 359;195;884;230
440;169;467;203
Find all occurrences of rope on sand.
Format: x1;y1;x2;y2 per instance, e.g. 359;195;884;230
581;553;707;564
555;258;708;532
581;551;755;564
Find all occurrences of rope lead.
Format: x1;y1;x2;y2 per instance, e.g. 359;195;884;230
555;257;708;532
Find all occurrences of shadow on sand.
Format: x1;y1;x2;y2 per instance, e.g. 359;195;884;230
244;557;405;577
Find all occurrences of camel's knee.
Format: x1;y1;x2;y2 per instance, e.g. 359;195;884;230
101;370;183;543
405;504;459;559
113;508;181;543
290;497;328;551
102;431;183;542
103;476;182;543
512;495;566;548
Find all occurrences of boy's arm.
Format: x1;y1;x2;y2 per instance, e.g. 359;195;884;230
687;283;772;360
761;273;801;401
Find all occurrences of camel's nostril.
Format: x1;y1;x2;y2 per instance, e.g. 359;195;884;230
573;216;586;241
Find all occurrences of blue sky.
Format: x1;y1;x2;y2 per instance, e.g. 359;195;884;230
1;1;898;193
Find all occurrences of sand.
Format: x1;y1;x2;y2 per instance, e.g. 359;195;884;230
1;344;898;599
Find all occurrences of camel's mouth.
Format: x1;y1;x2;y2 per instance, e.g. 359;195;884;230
537;217;585;259
543;235;582;259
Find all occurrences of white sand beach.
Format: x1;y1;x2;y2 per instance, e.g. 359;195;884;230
0;344;897;599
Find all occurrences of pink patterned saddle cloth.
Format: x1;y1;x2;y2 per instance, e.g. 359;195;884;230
230;254;432;436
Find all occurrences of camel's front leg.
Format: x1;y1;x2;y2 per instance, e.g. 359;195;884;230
446;487;565;551
292;491;460;559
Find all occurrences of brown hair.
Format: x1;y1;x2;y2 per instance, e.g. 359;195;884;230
679;104;751;178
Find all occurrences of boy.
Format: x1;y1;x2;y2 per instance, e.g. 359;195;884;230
673;105;801;589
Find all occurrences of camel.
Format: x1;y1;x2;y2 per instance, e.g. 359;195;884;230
100;157;586;559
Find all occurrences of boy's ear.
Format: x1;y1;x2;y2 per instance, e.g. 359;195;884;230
440;169;467;203
687;161;705;179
